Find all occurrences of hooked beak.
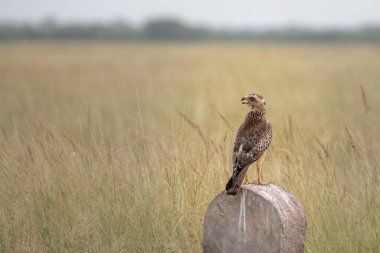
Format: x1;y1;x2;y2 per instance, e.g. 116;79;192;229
241;96;249;104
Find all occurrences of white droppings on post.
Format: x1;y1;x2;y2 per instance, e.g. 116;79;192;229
266;202;269;226
238;189;247;243
258;188;274;203
279;190;296;214
255;185;293;226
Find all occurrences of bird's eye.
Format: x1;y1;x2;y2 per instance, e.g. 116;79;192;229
249;97;255;101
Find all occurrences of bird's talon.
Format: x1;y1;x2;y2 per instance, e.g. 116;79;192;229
252;180;271;185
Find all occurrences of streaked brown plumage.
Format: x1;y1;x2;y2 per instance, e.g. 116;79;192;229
226;92;272;195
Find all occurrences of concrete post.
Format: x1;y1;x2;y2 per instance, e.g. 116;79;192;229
203;184;307;253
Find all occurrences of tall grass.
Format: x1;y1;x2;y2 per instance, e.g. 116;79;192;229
0;43;379;252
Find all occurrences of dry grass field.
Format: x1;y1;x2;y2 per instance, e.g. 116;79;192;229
0;43;379;252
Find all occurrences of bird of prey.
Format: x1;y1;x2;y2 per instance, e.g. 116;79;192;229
226;92;272;195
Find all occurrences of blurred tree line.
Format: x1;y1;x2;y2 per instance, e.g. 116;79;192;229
1;17;380;42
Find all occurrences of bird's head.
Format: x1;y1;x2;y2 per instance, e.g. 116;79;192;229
241;92;266;111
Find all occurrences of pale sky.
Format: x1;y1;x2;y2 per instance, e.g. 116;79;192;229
1;0;379;28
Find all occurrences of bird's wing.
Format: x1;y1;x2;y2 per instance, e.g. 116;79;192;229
226;122;272;194
233;122;272;169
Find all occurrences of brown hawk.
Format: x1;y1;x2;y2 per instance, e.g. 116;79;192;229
226;92;272;195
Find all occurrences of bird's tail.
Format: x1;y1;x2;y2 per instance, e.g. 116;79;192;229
225;165;249;195
225;172;237;192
